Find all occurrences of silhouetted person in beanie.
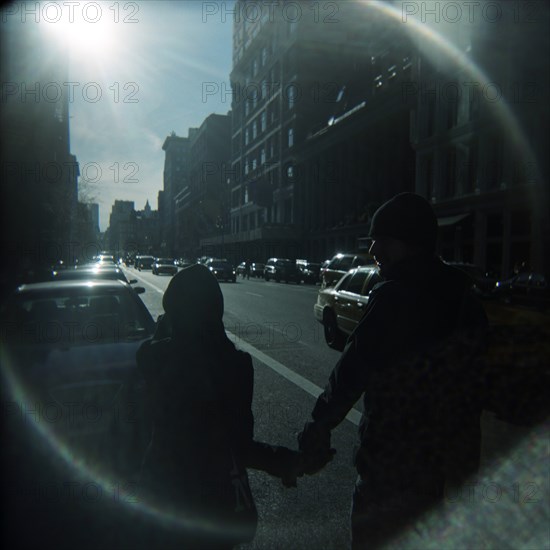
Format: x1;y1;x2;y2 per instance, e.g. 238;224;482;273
136;264;302;549
298;193;488;549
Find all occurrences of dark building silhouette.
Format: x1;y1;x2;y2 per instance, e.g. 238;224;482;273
223;1;416;262
410;4;549;276
173;114;232;259
160;131;195;256
1;19;79;287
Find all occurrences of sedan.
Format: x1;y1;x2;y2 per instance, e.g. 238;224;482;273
152;258;178;276
206;259;237;282
137;255;155;271
264;258;302;283
299;262;322;284
314;266;381;350
250;262;265;278
0;280;156;471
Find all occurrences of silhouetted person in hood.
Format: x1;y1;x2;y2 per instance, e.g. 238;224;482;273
136;264;302;549
298;193;488;549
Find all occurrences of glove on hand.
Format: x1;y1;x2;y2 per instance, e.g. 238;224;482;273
278;449;306;488
298;422;336;475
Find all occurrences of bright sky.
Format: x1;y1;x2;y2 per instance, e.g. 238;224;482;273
51;1;235;230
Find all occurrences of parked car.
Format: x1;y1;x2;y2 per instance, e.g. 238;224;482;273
236;262;247;276
445;262;496;296
250;262;265;278
299;262;322;284
175;258;194;268
52;265;141;288
314;266;382;350
205;259;236;282
320;252;373;287
152;258;178;276
0;280;156;469
493;272;548;304
264;258;302;283
136;255;154;271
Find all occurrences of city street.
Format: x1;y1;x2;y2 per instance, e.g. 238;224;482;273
126;266;548;550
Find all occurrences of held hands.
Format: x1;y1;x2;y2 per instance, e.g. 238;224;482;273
269;422;336;488
297;421;337;475
278;449;305;488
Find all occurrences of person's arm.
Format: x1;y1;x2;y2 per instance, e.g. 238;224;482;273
231;350;303;486
299;284;398;465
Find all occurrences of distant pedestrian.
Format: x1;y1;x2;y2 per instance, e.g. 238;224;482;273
298;193;488;548
244;261;251;280
137;264;302;549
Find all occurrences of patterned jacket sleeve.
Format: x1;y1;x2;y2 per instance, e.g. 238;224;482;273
310;282;397;430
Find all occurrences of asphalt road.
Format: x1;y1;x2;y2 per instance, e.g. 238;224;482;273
127;266;549;550
4;267;545;549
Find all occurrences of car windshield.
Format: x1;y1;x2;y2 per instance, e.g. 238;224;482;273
157;258;173;264
1;287;154;347
210;261;230;268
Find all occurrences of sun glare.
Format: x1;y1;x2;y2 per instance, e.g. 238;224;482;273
42;3;120;61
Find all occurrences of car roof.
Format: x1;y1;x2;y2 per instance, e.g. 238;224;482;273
16;279;130;293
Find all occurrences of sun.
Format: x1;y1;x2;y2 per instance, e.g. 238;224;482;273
41;3;120;61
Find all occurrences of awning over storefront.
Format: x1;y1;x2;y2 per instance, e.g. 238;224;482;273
437;213;471;227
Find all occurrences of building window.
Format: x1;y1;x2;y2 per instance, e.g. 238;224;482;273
446;87;458;129
252;158;257;171
260;148;266;164
287;82;298;109
486;135;503;190
283;198;292;223
288;127;294;148
252;121;257;140
261;47;267;66
245;128;249;146
425;92;437;137
444;147;457;198
261;111;266;132
245;101;249;117
424;155;434;200
261;79;267;100
287;164;294;179
244;160;249;175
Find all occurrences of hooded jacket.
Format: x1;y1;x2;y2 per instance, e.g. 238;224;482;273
309;255;488;497
135;265;295;533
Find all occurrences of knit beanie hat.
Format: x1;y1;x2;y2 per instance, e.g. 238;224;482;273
369;193;438;252
162;263;224;322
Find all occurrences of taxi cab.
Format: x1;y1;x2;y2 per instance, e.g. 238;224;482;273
314;266;381;350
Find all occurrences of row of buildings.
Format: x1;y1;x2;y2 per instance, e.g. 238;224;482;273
151;1;548;277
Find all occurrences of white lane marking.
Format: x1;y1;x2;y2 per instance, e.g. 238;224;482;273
245;292;264;297
226;330;361;427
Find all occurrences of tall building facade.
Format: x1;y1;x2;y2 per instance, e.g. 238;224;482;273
1;18;78;286
174;114;231;258
226;1;415;262
410;3;549;277
160;131;194;255
224;0;548;274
